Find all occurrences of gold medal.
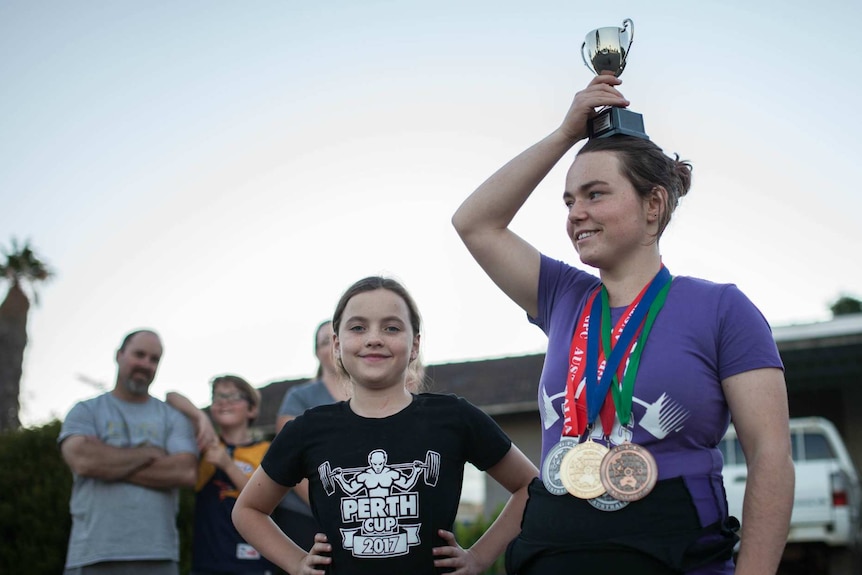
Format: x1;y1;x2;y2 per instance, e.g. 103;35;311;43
559;440;609;499
599;442;658;501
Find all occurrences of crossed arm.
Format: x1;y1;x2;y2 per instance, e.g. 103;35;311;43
61;434;197;489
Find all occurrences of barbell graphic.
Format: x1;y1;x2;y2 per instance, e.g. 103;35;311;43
318;451;441;496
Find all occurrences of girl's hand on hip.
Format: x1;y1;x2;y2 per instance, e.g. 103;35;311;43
294;533;332;575
432;529;485;574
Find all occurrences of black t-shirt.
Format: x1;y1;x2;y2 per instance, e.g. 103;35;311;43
262;393;512;574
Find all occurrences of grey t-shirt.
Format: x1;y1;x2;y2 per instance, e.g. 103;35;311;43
58;393;197;568
278;379;336;418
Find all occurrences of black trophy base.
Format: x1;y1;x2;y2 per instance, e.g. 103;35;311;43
588;107;649;140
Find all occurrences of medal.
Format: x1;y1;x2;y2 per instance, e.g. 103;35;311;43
542;437;580;495
588;491;630;512
543;291;600;497
559;440;609;499
547;268;673;506
600;442;658;501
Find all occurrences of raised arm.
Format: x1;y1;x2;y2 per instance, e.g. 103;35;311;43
433;445;539;574
452;74;629;317
723;367;794;575
166;391;218;451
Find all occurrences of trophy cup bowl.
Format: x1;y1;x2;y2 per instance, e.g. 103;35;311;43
580;18;648;140
581;19;633;77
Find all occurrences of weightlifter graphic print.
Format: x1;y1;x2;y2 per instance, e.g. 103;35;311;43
318;449;441;559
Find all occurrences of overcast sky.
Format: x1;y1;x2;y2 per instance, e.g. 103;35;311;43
2;0;861;427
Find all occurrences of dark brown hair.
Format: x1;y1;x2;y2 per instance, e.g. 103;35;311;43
332;277;422;337
119;329;159;352
577;135;692;239
210;374;260;424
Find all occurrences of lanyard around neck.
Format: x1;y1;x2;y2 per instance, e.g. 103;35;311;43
585;266;672;430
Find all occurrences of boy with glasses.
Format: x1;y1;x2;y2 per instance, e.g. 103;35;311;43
168;375;276;575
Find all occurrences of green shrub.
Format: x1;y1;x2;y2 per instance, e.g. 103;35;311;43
454;504;506;574
0;420;72;574
177;487;194;574
0;420;196;575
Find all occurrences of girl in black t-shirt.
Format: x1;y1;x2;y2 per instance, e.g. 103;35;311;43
233;276;538;575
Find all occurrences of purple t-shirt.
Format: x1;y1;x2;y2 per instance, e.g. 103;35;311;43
532;255;783;528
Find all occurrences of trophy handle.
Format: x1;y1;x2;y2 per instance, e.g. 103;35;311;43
622;18;634;53
580;40;593;74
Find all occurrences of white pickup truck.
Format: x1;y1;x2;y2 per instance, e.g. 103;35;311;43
720;417;862;574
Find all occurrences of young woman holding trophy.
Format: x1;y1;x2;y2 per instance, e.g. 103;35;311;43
451;25;794;573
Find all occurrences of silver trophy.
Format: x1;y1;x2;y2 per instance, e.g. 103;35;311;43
581;19;648;140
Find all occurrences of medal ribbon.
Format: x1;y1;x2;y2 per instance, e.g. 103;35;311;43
561;289;598;437
562;276;650;438
585;266;671;433
602;274;672;426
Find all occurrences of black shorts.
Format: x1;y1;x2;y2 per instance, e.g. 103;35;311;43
505;477;739;574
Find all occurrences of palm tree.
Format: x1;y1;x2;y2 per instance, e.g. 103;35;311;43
0;240;53;432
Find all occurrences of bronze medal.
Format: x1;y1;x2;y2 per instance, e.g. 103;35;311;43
599;442;658;501
559;440;609;499
542;437;579;496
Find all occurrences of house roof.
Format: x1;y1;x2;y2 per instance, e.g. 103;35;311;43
773;313;862;343
422;355;544;415
773;314;862;391
257;377;311;430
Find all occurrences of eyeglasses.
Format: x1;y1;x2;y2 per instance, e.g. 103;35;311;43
212;392;249;404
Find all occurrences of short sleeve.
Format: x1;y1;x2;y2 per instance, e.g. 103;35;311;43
165;405;198;456
277;386;306;418
58;401;96;445
716;284;784;381
458;398;512;471
261;415;307;487
531;254;600;333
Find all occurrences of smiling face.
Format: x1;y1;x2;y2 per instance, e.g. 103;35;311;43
210;379;257;430
334;288;420;391
564;151;660;273
115;331;162;401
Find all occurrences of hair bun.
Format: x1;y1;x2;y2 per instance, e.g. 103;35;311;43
673;153;693;197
